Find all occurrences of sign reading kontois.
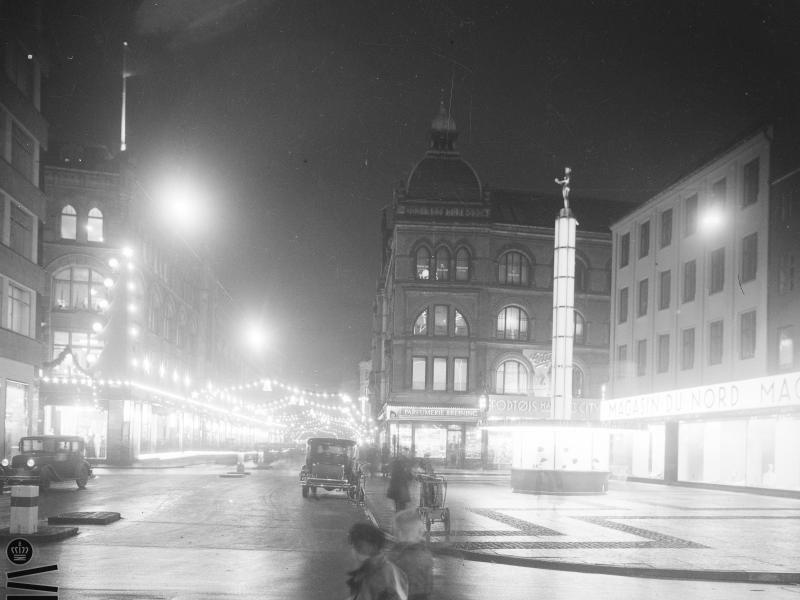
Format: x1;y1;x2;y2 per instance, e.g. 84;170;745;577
486;396;600;420
601;371;800;421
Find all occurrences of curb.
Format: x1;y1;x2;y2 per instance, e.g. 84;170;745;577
0;525;79;543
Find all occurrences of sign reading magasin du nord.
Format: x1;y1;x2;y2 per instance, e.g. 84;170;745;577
601;371;800;421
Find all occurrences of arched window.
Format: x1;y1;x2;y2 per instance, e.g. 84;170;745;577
575;257;589;293
498;251;530;286
495;360;528;394
573;365;584;397
497;306;530;340
434;247;450;281
454;309;469;337
87;208;104;242
413;308;428;335
415;247;431;280
61;205;77;240
53;266;108;311
574;311;586;345
455;248;470;281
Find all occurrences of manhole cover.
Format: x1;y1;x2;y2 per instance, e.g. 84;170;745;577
48;511;121;525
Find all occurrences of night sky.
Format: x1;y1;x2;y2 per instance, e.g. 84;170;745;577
41;0;800;391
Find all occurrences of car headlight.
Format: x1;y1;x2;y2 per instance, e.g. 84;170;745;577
0;458;8;467
26;458;36;468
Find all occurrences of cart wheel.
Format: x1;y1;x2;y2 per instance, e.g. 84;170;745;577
302;485;309;498
443;508;451;534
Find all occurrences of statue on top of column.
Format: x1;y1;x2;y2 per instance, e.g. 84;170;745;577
554;167;572;212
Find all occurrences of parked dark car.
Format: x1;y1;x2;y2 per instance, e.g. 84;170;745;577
299;437;364;501
0;435;93;490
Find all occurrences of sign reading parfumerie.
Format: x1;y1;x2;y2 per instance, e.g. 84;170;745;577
389;406;480;420
601;371;800;421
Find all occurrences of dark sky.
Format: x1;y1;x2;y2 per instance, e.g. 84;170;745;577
42;0;800;390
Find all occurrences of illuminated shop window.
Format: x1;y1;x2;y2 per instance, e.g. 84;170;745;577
495;360;528;394
61;205;77;239
52;329;104;374
498;251;530;286
496;306;529;340
87;208;104;242
53;267;108;311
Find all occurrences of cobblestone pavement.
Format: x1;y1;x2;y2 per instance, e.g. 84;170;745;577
363;474;800;582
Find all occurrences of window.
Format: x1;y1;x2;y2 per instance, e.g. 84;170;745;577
660;208;673;248
712;178;727;206
498;251;529;286
574;311;586;345
685;194;698;235
619;232;630;267
61;205;77;240
575;258;588;292
9;202;32;259
53;267;108;311
636;339;647;376
778;326;795;369
496;306;529;340
432;358;447;391
618;287;629;323
87;208;104;242
434;247;450;281
743;158;759;207
683;260;696;303
639;220;650;258
11;122;34;182
741;233;757;283
709;320;724;365
7;282;31;336
165;299;177;343
779;253;796;293
573;366;584;397
617;345;627;379
740;311;756;360
656;270;671;310
495;360;527;394
433;305;448;336
415;247;431;280
455;248;470;281
453;310;469;337
412;357;426;390
148;292;163;335
52;330;104;374
710;247;725;294
453;358;468;392
638;278;648;317
657;334;670;373
413;309;428;335
681;328;695;370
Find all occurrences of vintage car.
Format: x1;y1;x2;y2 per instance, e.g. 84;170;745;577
0;435;93;490
299;437;364;501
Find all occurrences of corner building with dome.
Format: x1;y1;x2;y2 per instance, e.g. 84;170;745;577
369;102;631;469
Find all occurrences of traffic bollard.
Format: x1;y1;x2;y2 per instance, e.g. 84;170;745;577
10;485;39;534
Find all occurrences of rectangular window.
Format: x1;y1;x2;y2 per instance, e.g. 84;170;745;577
432;357;447;391
657;334;670;373
710;247;725;294
639;221;650;258
638;278;648;317
683;259;696;303
433;305;448;336
681;328;695;370
636;339;647;376
660;208;673;248
779;253;796;293
659;270;671;310
778;326;795;369
617;345;627;378
709;320;724;365
740;311;756;360
743;158;759;207
7;282;32;337
712;177;727;206
685;194;698;236
412;357;427;390
618;287;629;323
619;232;630;267
741;233;757;283
11;122;34;183
52;329;104;374
453;358;468;392
9;202;33;260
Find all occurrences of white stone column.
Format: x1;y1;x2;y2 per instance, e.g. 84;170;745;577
552;208;577;420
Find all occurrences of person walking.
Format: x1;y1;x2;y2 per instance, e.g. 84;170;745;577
386;450;412;512
389;509;434;600
345;522;408;600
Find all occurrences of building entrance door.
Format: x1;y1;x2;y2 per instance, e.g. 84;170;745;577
446;427;463;468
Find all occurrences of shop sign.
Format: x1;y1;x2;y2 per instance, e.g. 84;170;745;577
388;406;479;421
487;396;551;419
601;370;800;421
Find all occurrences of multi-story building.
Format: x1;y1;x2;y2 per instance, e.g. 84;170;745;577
604;124;800;491
371;103;629;468
0;3;48;458
38;148;271;464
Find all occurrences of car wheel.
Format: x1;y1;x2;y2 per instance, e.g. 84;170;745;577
302;485;309;498
76;465;90;489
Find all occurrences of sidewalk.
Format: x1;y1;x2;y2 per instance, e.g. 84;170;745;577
363;474;800;584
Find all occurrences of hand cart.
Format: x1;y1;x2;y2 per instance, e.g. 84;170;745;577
416;473;450;534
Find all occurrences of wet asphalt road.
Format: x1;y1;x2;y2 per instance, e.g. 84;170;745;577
1;461;798;599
